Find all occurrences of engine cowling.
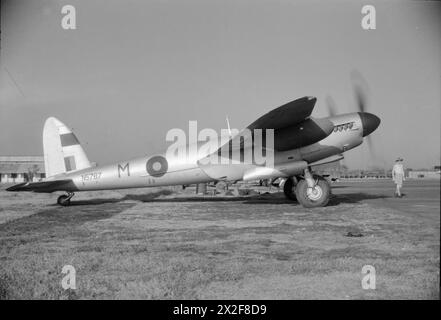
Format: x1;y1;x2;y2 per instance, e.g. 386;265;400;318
274;117;334;151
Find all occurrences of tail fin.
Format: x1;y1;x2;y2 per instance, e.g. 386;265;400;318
43;117;91;178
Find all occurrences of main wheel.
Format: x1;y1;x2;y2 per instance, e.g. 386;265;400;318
57;195;71;206
283;177;297;201
295;175;330;208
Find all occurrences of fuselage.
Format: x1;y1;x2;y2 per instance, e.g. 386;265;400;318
51;112;368;192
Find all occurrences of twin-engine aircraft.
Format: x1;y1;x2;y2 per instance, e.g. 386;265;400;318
7;93;380;208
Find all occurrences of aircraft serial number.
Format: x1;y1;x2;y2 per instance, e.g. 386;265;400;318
81;172;102;181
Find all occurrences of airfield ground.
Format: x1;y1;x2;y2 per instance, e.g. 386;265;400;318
0;179;439;299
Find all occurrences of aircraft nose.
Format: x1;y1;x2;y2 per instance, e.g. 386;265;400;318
358;112;380;137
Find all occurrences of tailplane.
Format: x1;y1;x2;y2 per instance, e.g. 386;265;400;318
43;117;91;178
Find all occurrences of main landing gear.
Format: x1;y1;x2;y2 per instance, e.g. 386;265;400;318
283;176;298;201
283;168;331;208
57;192;75;206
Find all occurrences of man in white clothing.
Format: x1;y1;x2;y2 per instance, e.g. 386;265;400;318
392;158;405;197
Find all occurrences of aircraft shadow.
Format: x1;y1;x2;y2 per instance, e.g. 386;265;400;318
71;194;268;205
327;192;389;206
329;185;350;189
0;202;136;236
37;190;390;208
62;190;292;206
0;192;391;239
56;190;177;206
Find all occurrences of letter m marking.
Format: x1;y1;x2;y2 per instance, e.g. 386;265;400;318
118;163;130;178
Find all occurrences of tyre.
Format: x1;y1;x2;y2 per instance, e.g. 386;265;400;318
216;181;228;192
295;175;330;208
57;195;71;206
283;177;297;201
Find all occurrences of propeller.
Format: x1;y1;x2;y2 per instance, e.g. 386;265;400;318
325;71;380;167
350;70;370;114
325;95;337;117
350;70;376;154
351;70;384;170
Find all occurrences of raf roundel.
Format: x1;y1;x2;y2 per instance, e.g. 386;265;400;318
146;156;168;177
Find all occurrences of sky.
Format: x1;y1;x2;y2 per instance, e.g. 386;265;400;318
1;0;440;170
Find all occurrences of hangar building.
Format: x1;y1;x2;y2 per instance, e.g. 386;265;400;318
0;156;46;184
408;166;441;179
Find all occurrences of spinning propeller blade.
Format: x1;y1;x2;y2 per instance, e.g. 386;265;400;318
325;95;337;117
325;71;380;165
350;70;379;162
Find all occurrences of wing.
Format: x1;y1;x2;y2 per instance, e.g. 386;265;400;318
213;96;318;157
6;179;77;193
199;96;322;178
247;96;317;130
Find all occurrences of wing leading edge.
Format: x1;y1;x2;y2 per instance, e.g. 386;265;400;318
210;96;320;159
247;96;317;130
6;179;78;193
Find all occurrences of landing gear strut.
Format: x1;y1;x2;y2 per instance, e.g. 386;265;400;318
283;177;298;201
295;168;330;208
57;192;74;206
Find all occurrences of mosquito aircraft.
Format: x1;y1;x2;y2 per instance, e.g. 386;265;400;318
7;82;380;208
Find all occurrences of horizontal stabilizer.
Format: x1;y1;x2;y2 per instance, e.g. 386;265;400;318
6;180;78;193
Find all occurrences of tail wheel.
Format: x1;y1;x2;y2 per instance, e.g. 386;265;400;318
283;177;297;201
295;175;330;208
57;194;73;206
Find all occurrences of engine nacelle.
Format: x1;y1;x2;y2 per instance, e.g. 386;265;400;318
274;117;334;151
242;160;308;181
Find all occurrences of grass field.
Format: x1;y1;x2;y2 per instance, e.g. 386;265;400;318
0;180;439;299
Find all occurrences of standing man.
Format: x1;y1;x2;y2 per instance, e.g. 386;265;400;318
392;158;405;197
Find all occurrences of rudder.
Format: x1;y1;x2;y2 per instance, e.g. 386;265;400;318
43;117;91;178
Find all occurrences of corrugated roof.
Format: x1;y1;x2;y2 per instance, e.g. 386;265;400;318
0;156;44;162
0;162;45;174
